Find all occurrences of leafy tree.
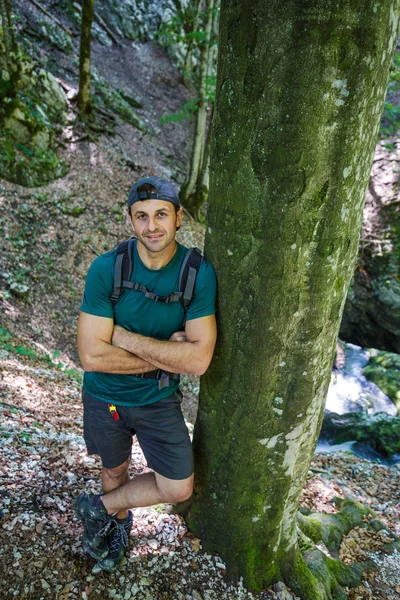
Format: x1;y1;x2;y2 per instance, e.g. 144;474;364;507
77;0;95;114
158;0;220;220
179;0;217;219
186;1;400;598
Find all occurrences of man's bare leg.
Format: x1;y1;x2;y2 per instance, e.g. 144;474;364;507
102;459;130;520
101;471;194;515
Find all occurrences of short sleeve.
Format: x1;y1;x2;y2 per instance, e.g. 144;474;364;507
186;259;217;321
80;255;115;319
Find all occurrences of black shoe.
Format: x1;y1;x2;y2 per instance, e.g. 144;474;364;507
97;511;133;572
74;493;113;560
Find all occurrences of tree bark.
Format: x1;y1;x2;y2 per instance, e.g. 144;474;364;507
0;0;21;99
188;1;400;597
77;0;95;115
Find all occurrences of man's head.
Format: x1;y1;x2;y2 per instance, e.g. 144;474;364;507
127;176;180;215
127;176;183;254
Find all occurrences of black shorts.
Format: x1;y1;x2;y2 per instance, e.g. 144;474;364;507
82;390;193;480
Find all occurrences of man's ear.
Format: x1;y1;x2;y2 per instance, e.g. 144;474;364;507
176;206;183;231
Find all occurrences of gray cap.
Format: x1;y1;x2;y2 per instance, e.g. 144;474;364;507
127;176;180;210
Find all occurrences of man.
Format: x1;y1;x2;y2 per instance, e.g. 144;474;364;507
74;176;217;571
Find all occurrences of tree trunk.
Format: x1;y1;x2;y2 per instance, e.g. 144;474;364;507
188;1;400;597
180;0;214;212
185;105;213;220
0;0;21;99
183;0;203;86
77;0;95;115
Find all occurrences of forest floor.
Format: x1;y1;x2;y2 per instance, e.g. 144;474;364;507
1;2;400;598
1;347;400;600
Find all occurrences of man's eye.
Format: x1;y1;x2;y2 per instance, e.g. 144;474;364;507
158;212;167;217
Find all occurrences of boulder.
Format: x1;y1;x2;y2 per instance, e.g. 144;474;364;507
340;182;400;354
34;70;67;120
320;410;400;457
363;350;400;413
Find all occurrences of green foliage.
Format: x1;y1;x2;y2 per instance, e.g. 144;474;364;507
0;127;69;186
0;327;82;383
363;350;400;410
91;69;151;134
160;97;199;125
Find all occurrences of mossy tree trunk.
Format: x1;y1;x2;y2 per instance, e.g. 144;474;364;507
180;0;215;218
77;0;95;115
188;1;400;597
0;0;21;99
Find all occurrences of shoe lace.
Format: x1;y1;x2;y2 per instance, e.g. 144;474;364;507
109;520;130;553
97;517;114;538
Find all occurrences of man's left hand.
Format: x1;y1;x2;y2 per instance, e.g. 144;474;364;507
169;331;187;342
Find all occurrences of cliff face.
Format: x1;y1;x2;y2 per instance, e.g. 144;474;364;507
340;141;400;354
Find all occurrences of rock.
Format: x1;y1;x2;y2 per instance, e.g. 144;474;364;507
272;581;293;600
363;350;400;412
9;282;30;298
320;410;400;457
35;70;68;118
35;522;45;535
340;200;400;354
192;591;203;600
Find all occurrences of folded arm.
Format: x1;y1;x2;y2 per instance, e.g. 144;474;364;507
112;314;217;376
77;312;157;374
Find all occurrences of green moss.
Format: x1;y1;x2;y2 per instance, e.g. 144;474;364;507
0;65;68;186
36;19;73;53
297;501;371;554
0;128;68;186
282;550;327;600
92;69;151;134
363;350;400;411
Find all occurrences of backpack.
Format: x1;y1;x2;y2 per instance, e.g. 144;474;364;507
111;237;203;317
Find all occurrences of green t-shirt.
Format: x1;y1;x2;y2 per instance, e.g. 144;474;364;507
80;240;217;406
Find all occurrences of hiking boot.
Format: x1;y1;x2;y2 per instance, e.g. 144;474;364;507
97;511;133;572
74;493;113;560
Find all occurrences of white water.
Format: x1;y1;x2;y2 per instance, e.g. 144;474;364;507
325;343;397;416
317;342;398;463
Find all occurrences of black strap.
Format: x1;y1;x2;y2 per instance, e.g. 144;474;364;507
112;241;203;310
121;281;183;303
179;248;203;312
111;238;135;304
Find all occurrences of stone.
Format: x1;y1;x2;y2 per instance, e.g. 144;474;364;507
321;410;400;457
35;70;67;118
9;282;30;298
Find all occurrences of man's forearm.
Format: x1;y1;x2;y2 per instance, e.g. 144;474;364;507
112;326;205;376
82;340;157;375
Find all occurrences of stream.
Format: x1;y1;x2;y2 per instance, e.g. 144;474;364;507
317;342;399;464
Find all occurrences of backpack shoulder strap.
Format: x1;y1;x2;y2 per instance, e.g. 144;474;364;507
111;237;135;304
178;247;203;312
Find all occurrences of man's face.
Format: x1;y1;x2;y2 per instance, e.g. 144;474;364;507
130;199;183;254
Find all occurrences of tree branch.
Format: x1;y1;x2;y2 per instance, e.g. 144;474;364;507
26;0;73;36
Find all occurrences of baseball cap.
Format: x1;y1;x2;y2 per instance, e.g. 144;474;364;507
127;176;180;210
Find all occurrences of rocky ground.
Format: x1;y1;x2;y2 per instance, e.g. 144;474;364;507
1;347;400;600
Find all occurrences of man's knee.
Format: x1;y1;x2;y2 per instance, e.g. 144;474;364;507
103;459;130;480
155;472;194;503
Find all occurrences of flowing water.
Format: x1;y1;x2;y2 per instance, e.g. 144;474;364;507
325;343;397;416
317;342;399;463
